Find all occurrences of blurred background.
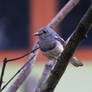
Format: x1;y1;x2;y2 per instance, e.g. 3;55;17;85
0;0;92;92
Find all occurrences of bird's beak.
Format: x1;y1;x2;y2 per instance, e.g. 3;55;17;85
33;32;42;36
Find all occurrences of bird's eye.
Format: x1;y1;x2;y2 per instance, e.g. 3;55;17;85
43;30;47;33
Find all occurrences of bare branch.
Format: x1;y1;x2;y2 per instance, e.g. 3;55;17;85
7;46;39;62
1;41;39;92
33;0;80;92
40;3;92;92
0;58;7;91
6;40;39;92
48;0;80;29
34;60;55;92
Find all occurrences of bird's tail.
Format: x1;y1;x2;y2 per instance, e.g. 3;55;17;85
70;57;83;67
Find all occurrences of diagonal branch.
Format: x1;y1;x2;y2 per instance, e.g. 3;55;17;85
48;0;80;29
35;0;80;92
34;60;55;92
6;40;39;92
40;3;92;92
0;41;39;92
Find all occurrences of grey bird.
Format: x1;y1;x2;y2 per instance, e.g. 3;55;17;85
34;26;83;67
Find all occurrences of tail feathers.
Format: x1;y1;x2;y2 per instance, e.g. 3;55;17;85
70;57;83;67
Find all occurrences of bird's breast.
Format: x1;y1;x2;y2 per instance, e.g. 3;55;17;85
39;38;56;51
42;41;64;60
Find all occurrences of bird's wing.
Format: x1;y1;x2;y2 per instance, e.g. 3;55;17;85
54;34;66;47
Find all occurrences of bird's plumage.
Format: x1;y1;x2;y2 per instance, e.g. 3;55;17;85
34;26;83;67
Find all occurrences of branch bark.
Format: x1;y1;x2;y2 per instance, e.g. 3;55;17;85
34;0;81;91
34;60;55;92
40;3;92;92
7;40;39;92
48;0;80;29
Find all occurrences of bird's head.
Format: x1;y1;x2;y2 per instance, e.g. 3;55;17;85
34;27;54;38
34;26;56;39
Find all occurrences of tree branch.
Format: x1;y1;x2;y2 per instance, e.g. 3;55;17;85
0;58;7;91
48;0;80;29
34;60;55;92
0;41;39;92
40;3;92;92
7;46;39;62
34;0;81;92
6;40;39;92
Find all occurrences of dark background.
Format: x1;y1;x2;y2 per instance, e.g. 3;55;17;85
0;0;29;50
0;0;91;50
58;0;92;48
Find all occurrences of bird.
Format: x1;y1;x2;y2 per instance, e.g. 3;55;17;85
34;26;83;67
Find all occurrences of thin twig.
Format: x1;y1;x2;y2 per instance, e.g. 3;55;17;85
0;40;39;91
0;41;39;91
7;47;39;62
1;56;35;91
7;40;39;92
0;58;7;91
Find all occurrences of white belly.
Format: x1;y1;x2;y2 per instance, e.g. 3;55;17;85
42;41;64;60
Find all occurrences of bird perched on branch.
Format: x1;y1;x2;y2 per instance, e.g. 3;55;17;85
34;26;83;67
